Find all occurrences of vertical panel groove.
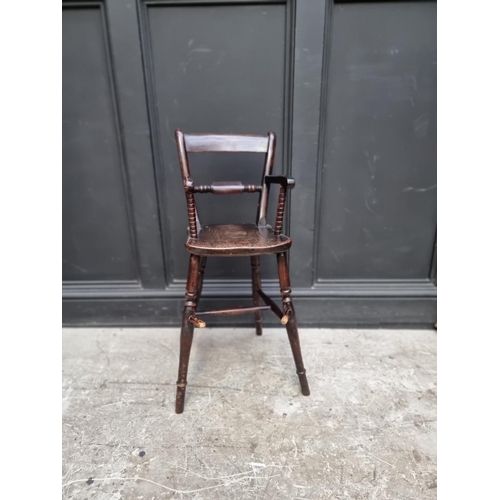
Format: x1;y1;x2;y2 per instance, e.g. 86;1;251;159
136;0;173;286
282;0;295;238
311;0;333;284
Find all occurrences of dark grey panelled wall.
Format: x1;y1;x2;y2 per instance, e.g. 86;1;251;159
62;0;437;327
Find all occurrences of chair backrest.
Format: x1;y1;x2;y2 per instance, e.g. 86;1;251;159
175;129;276;238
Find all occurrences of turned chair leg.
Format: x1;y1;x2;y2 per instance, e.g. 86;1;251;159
251;256;263;336
175;254;200;414
197;256;207;304
276;252;310;396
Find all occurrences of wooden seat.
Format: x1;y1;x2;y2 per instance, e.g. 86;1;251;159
186;224;292;256
173;129;310;413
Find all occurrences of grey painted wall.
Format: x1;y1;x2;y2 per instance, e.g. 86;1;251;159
62;0;437;327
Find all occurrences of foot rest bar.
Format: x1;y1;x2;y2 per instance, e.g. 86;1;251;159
196;305;270;317
256;289;289;325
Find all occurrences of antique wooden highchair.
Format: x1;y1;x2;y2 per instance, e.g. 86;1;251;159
174;130;309;413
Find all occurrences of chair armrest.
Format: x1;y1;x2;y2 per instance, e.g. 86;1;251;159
264;175;295;190
263;176;295;235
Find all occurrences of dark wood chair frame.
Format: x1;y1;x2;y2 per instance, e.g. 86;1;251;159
174;129;310;413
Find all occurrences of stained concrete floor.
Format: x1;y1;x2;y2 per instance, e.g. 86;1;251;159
62;328;437;499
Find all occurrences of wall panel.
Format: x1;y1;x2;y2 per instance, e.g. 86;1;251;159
62;4;139;282
316;1;437;282
140;1;291;283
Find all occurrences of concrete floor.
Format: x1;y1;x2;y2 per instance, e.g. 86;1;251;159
62;328;436;499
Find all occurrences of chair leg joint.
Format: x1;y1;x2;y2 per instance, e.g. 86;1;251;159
188;316;206;328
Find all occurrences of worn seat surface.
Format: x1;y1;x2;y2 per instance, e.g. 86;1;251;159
186;223;291;256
